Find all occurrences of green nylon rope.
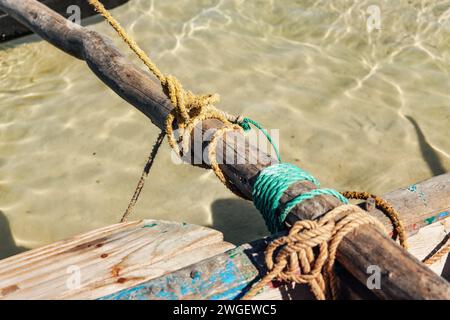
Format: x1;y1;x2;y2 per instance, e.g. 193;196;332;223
253;164;349;233
280;188;349;226
238;117;281;162
237;118;348;233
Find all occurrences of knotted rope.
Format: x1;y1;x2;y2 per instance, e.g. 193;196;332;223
88;0;241;194
88;0;280;205
242;204;387;300
88;2;444;296
244;162;408;300
342;191;408;249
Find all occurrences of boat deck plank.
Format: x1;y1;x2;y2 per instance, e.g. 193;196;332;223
0;220;234;300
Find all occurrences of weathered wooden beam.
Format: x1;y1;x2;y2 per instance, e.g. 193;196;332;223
0;177;448;300
1;0;449;299
0;212;447;300
370;173;450;235
0;0;129;42
100;176;450;300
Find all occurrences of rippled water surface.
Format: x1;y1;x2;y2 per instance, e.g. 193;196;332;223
1;0;450;257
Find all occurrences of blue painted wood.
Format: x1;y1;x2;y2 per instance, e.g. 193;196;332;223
98;174;450;300
99;238;272;300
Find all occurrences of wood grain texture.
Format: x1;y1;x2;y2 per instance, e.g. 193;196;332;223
1;0;449;300
370;173;450;235
0;220;234;300
338;223;450;300
408;218;450;275
101;218;450;300
99;175;450;300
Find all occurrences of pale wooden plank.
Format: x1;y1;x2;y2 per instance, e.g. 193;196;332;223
0;220;234;300
101;217;450;301
408;218;450;276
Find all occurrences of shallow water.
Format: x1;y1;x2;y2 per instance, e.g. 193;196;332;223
1;0;450;258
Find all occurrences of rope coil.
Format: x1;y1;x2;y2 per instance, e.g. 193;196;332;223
242;204;387;300
246;163;410;300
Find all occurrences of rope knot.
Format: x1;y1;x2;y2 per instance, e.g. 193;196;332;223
243;204;388;300
236;117;251;131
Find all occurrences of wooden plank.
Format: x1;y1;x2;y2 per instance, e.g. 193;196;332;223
0;0;130;42
372;173;450;235
0;220;234;300
1;0;449;299
102;218;450;301
99;175;450;300
408;218;450;276
100;235;272;300
0;177;448;300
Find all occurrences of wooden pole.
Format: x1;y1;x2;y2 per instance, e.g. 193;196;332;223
1;0;449;299
101;175;450;300
0;175;447;300
0;0;129;42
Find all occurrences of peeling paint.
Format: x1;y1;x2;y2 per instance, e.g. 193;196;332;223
143;223;157;228
424;216;436;225
419;191;428;207
99;251;258;300
438;211;450;219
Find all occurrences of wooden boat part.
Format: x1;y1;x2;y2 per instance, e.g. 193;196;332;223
101;218;449;300
0;220;234;300
0;174;448;300
0;0;449;300
100;174;450;300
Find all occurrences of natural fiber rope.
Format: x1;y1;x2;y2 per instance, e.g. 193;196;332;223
422;232;450;265
88;0;444;293
88;0;247;197
342;191;408;249
245;162;409;299
120;131;166;222
242;204;387;300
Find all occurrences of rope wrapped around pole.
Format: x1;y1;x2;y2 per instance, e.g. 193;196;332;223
242;204;387;300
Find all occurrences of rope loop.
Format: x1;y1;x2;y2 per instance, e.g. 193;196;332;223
242;204;388;300
88;0;251;197
342;191;408;249
235;117;281;162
